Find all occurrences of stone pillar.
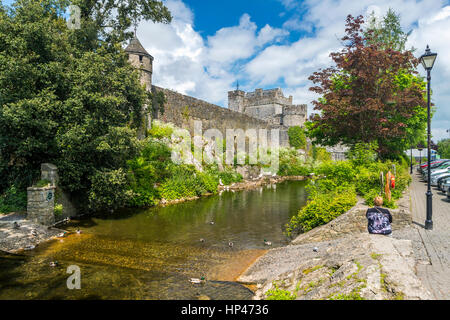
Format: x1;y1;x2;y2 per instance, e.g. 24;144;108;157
41;163;58;185
27;186;56;226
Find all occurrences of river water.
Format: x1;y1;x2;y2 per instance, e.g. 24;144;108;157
0;180;308;300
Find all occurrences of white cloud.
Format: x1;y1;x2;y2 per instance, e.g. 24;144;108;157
136;1;287;104
136;0;449;142
252;0;450;141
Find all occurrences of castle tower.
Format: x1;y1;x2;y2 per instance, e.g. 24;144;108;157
228;89;245;113
125;35;153;90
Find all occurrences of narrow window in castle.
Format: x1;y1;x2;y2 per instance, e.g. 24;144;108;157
139;55;143;63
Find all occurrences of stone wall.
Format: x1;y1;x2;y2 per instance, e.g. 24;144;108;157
153;86;290;147
228;88;307;128
27;186;55;226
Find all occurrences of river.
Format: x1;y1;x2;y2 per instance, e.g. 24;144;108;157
0;180;308;300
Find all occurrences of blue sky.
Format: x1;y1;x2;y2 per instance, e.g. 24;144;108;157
137;0;450;142
2;0;450;142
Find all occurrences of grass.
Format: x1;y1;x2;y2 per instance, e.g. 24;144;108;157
371;253;382;260
265;282;297;300
34;179;51;187
303;265;324;275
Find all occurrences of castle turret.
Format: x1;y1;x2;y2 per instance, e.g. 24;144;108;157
228;89;245;113
125;35;153;90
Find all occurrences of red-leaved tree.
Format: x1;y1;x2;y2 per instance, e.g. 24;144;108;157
307;15;426;158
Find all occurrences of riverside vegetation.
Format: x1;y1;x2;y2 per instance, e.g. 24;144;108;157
285;142;412;238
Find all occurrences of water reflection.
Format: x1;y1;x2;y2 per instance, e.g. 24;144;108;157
0;180;308;300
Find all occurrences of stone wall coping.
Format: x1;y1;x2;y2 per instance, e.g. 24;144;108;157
27;186;56;191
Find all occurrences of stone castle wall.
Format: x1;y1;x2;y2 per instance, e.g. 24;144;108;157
128;54;152;89
228;88;307;128
152;86;290;146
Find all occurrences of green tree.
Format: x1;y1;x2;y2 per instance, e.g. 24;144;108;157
437;139;450;159
308;14;427;159
365;9;427;152
365;8;412;52
0;0;171;210
288;126;307;149
69;0;171;51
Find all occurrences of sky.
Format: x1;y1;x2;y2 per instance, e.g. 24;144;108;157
2;0;450;142
135;0;450;143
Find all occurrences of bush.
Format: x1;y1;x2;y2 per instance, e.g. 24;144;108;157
312;146;332;162
147;120;174;139
315;161;356;183
54;203;63;217
218;170;243;185
88;169;131;212
0;185;27;214
278;148;311;176
288;126;307;150
265;284;297;300
346;142;378;166
126;138;173;207
286;187;357;236
159;165;220;201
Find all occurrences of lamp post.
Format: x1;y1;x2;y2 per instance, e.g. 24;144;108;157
410;146;413;174
419;45;437;230
418;147;423;168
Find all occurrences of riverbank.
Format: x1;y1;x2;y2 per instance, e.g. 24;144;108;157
0;212;66;253
159;175;308;206
237;187;434;300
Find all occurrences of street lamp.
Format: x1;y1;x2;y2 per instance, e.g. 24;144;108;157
419;45;437;230
410;146;413;174
418;146;423;168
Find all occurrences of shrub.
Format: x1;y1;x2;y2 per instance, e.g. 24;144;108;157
54;204;63;216
288;126;307;150
0;185;27;214
126;138;172;207
315;161;356;183
159;164;218;201
313;146;332;162
346;142;378;166
147;120;174;139
265;284;297;300
278;148;311;176
88;169;131;211
218;170;243;185
286;186;357;237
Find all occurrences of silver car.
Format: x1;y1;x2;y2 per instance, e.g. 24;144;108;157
431;169;450;187
443;179;450;200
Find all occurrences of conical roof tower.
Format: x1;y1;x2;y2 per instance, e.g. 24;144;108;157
125;35;153;90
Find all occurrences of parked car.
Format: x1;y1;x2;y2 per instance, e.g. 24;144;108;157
437;173;450;191
429;168;450;185
419;159;448;173
443;179;450;200
422;161;450;180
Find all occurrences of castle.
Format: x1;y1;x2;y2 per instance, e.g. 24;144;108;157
228;88;307;127
125;36;307;147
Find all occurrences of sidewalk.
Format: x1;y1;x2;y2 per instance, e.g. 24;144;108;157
410;170;450;299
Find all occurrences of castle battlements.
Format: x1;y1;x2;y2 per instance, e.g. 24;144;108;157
228;88;307;127
126;35;307;147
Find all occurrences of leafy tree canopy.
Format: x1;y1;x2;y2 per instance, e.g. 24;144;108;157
365;8;412;52
437;139;450;159
307;13;428;159
0;0;171;208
